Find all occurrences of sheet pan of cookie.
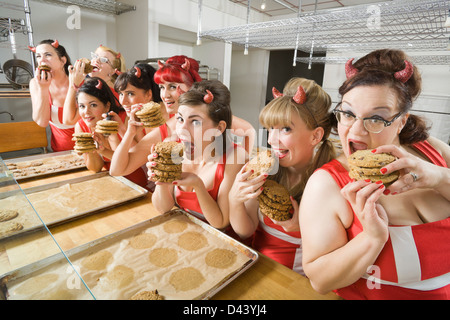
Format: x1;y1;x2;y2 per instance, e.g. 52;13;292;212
0;209;258;300
3;151;86;181
0;172;148;241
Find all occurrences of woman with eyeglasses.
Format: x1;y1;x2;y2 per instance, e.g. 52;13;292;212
299;49;450;300
63;45;126;126
29;39;75;152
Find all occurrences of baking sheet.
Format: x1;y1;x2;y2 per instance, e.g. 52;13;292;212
3;151;86;181
0;172;148;241
1;209;258;300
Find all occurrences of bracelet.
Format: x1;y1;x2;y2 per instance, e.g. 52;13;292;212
73;83;80;90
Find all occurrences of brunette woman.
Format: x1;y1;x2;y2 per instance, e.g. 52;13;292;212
300;49;450;299
29;39;74;152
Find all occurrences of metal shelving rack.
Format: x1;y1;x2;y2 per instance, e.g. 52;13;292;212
296;55;450;65
200;0;450;53
32;0;136;15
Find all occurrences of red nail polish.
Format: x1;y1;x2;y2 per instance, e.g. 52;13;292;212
376;180;383;185
365;179;372;183
172;181;177;185
371;149;377;153
383;189;391;195
380;168;388;174
392;192;398;195
379;185;385;190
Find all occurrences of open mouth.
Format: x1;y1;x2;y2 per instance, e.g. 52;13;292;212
348;140;368;154
273;149;289;159
181;140;195;156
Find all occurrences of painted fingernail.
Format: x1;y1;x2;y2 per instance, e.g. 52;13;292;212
391;192;398;195
383;189;391;195
376;180;383;185
365;179;372;183
371;149;377;153
172;181;178;185
379;185;385;190
380;168;388;174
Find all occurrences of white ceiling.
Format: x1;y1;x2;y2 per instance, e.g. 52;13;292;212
229;0;393;17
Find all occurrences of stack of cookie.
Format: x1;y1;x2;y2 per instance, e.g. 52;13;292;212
95;119;119;136
135;102;166;128
73;133;96;153
244;149;277;180
152;141;183;182
258;180;293;221
348;150;399;186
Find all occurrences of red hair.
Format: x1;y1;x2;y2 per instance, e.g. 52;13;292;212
154;55;202;88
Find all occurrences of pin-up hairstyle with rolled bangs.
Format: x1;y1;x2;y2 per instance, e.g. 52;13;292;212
97;45;126;81
154;55;202;88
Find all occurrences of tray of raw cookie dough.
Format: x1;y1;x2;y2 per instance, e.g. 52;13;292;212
3;151;86;181
0;172;148;241
0;209;258;300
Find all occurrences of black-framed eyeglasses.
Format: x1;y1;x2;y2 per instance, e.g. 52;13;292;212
333;103;403;134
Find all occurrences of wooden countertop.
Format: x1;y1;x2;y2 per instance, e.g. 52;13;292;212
1;168;340;300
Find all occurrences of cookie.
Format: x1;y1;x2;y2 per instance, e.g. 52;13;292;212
0;221;23;236
348;150;396;168
154;141;184;158
0;209;19;222
135;102;166;128
169;267;205;292
72;133;96;153
205;249;237;269
152;141;184;182
245;149;277;179
95;119;119;136
349;169;400;185
258;180;292;221
130;290;164;300
348;150;399;185
80;58;93;74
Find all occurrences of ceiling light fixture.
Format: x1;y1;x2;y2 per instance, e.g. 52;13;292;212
261;0;266;10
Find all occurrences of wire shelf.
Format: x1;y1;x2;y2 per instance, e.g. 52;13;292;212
32;0;136;15
296;55;450;65
201;0;450;52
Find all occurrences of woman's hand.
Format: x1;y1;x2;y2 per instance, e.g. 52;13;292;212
68;60;86;88
34;67;52;90
341;179;389;244
374;145;445;195
229;165;267;204
270;196;300;232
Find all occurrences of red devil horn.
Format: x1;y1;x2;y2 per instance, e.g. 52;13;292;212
96;80;103;90
158;60;164;69
293;86;307;105
345;58;359;79
181;58;190;71
203;90;214;104
114;69;123;76
116;52;121;59
28;46;36;53
134;66;141;78
394;60;413;83
51;39;59;48
272;87;283;99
